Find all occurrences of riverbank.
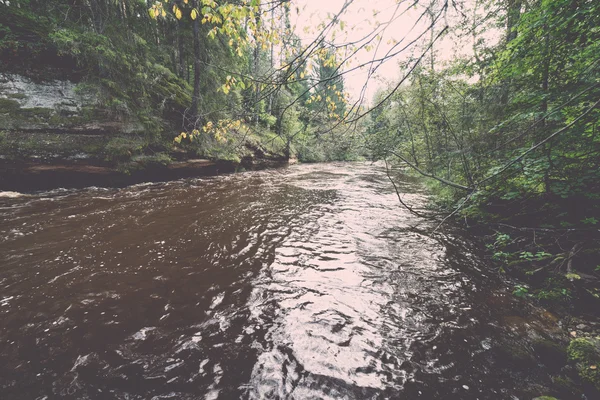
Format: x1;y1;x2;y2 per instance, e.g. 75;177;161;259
0;111;291;192
0;71;292;192
459;199;600;396
392;167;600;396
0;156;292;192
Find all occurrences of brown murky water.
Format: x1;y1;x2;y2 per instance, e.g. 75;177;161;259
0;163;571;399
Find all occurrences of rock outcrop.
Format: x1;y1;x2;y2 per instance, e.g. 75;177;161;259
0;73;142;133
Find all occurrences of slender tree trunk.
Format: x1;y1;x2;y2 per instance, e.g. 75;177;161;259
506;0;522;43
177;19;185;78
427;8;435;74
284;137;291;160
253;44;261;125
268;6;275;114
253;7;261;125
87;0;104;34
186;54;190;83
541;32;550;118
541;28;552;194
189;0;202;129
120;0;127;21
500;0;522;105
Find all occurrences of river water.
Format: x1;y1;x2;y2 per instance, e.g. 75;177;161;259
0;163;573;399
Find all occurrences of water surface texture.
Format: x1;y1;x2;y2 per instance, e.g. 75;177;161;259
1;163;564;399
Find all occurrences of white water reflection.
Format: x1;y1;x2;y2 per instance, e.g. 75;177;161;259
245;164;448;397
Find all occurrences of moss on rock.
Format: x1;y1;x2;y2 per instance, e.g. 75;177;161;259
567;338;600;390
0;98;22;112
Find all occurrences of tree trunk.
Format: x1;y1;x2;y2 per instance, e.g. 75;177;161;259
87;0;105;34
188;0;202;129
541;28;552;194
505;0;522;43
177;19;185;78
500;0;522;105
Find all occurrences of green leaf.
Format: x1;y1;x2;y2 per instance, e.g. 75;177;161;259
513;285;529;298
566;273;581;281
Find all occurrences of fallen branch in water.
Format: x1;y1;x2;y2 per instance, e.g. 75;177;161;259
388;150;474;192
495;223;600;234
384;159;434;219
432;191;475;233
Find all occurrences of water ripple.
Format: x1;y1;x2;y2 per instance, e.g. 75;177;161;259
0;162;564;399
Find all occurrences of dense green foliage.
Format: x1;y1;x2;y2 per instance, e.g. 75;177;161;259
367;0;600;309
0;0;362;165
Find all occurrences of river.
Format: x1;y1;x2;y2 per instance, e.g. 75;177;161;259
0;162;572;399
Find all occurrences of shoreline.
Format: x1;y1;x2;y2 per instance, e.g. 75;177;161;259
0;157;292;193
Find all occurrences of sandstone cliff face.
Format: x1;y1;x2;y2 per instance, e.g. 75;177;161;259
0;73;149;165
0;73;142;133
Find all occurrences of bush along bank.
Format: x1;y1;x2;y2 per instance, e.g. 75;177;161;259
457;191;600;396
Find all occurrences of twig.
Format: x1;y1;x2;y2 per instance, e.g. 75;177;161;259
566;243;583;274
432;191;475;233
389;150;473;191
495;223;600;233
384;159;433;219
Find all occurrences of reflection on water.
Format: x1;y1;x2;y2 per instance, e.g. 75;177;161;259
0;163;567;399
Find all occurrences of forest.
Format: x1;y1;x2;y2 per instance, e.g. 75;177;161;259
1;0;600;398
1;0;361;168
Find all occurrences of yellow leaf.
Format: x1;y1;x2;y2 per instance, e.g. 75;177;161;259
191;9;198;20
162;9;166;17
184;0;189;3
175;8;182;20
591;365;598;370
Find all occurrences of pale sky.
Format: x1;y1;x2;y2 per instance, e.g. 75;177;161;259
289;0;501;104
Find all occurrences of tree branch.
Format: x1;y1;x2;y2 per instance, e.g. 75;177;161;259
389;150;474;191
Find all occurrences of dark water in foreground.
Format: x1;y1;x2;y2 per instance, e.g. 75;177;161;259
0;163;569;399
